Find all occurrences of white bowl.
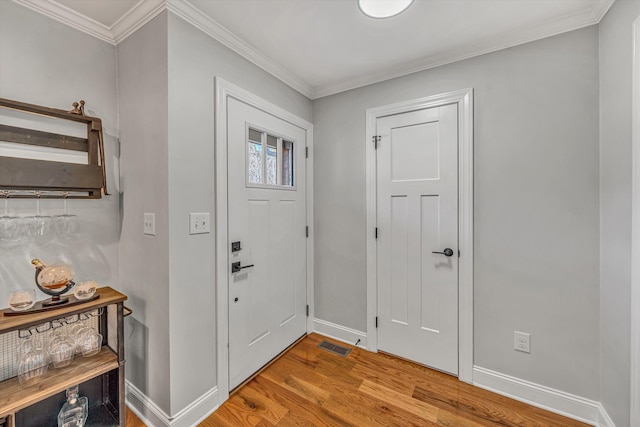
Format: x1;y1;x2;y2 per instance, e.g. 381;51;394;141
74;281;97;300
8;289;36;311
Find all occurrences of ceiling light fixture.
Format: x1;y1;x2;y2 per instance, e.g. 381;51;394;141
358;0;414;19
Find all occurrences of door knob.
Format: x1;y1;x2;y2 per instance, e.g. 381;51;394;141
432;248;454;257
231;262;255;273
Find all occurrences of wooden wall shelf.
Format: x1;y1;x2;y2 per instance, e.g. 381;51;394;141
0;98;108;199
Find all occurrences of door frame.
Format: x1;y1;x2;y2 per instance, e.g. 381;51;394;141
214;78;314;403
365;89;474;383
631;15;640;427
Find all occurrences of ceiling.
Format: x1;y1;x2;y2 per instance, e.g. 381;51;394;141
14;0;614;99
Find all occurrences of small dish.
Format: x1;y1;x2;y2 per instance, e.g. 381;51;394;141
74;281;97;300
8;289;36;311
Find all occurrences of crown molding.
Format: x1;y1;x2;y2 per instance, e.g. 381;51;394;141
12;0;113;43
11;0;615;99
310;0;616;99
11;0;165;46
165;0;313;98
111;0;166;45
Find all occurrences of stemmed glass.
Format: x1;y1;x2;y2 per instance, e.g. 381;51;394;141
54;192;77;236
25;191;51;238
0;190;20;240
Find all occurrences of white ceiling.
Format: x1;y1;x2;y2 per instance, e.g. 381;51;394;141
13;0;614;99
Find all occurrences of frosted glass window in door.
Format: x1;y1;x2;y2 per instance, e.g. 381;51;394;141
266;135;277;185
247;128;295;188
248;142;263;184
282;140;294;187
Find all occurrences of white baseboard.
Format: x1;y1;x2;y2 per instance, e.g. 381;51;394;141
313;318;367;349
126;380;219;427
597;403;616;427
473;366;612;427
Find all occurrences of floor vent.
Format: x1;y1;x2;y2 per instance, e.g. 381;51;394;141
318;340;351;357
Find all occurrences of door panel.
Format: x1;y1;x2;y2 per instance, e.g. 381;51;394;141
228;98;307;389
377;104;459;375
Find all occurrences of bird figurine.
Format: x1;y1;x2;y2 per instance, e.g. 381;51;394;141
69;100;86;116
69;102;81;115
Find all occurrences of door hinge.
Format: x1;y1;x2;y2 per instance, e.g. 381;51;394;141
458;249;461;257
305;146;309;158
375;316;378;328
306;226;309;238
372;135;381;149
375;227;378;239
306;305;309;317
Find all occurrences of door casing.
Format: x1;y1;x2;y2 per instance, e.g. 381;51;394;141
630;15;640;427
365;89;474;383
215;78;314;403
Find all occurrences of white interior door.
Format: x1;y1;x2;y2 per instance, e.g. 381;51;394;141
376;103;459;375
227;97;307;389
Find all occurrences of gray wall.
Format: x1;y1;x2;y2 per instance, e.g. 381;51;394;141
117;12;172;416
166;12;311;414
599;0;640;425
312;27;601;399
0;2;120;307
138;11;311;416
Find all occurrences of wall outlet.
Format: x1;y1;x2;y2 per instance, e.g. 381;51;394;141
143;213;156;235
514;331;530;353
189;212;210;235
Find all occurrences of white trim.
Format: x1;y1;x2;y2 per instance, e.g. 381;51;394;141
306;128;316;333
126;380;219;427
12;0;113;43
214;78;314;405
12;0;613;100
111;0;167;45
311;0;614;99
473;366;604;427
166;0;313;98
631;14;640;427
365;89;474;383
313;318;368;349
598;403;616;427
11;0;165;46
126;380;171;427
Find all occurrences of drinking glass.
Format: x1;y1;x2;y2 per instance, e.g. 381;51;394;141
0;191;20;240
25;191;52;238
53;192;77;236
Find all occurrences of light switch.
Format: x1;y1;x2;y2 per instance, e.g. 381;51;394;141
190;212;210;235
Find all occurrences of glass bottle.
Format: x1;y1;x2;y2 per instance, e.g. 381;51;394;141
57;386;88;427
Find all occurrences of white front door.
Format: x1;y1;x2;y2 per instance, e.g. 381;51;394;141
376;103;459;375
227;97;307;389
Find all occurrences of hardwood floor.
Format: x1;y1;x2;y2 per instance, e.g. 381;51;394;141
126;405;146;427
198;333;589;426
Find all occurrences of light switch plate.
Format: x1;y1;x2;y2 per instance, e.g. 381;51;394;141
190;212;210;235
144;213;156;235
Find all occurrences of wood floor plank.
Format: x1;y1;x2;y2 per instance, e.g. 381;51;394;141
359;379;439;422
227;385;289;426
253;376;353;427
322;386;439;427
125;406;146;427
350;357;417;395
